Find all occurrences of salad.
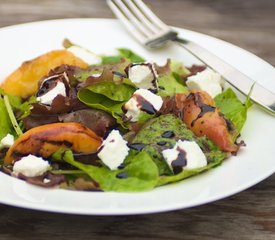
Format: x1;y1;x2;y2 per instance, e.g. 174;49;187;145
0;40;251;192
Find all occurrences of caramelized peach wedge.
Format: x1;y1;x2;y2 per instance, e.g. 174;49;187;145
0;50;88;98
4;122;102;165
175;90;239;153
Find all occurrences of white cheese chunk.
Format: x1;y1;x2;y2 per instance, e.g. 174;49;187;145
13;154;50;177
124;89;163;122
128;64;157;90
0;134;14;148
124;97;141;122
162;140;207;173
36;81;66;105
68;46;101;65
186;68;223;98
98;130;129;170
43;178;51;183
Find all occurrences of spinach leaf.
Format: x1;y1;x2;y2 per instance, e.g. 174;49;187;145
62;150;159;192
117;48;145;63
78;89;125;122
101;56;122;64
214;88;250;134
157;155;223;186
101;48;145;64
157;73;188;97
85;82;135;102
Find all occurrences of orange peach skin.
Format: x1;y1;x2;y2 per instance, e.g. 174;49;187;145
4;122;102;165
0;50;88;98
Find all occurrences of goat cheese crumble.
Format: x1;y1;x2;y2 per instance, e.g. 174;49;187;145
162;140;207;173
124;89;163;122
127;63;157;91
0;134;14;148
98;130;129;170
13;155;50;177
186;68;223;98
36;81;66;105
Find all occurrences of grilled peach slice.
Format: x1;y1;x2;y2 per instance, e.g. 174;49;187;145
0;50;88;98
175;91;239;153
4;122;102;164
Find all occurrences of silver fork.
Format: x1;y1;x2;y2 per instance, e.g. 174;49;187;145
107;0;275;116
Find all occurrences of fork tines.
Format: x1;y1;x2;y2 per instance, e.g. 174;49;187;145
107;0;172;44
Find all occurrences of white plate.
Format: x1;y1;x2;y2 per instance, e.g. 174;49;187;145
0;19;275;215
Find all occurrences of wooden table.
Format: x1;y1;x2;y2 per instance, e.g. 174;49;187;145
0;1;274;239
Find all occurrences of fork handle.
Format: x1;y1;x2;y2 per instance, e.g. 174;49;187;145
174;37;275;115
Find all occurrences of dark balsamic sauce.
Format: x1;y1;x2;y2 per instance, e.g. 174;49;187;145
135;95;157;115
116;172;128;179
162;131;175;138
157;141;167;146
36;73;70;98
171;147;187;174
118;163;126;169
191;104;216;127
73;153;101;166
37;78;57;96
187;93;216;127
222;114;235;132
36;74;65;97
128;143;147;151
150;89;158;94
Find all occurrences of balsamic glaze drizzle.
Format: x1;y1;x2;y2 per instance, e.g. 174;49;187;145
157;141;167;146
135;95;157;115
128;143;147;151
116;172;129;179
191;104;216;127
162;131;175;138
171;147;187;174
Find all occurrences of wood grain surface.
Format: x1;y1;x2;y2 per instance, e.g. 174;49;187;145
0;1;274;239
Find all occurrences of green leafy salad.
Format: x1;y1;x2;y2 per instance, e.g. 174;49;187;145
0;42;251;192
